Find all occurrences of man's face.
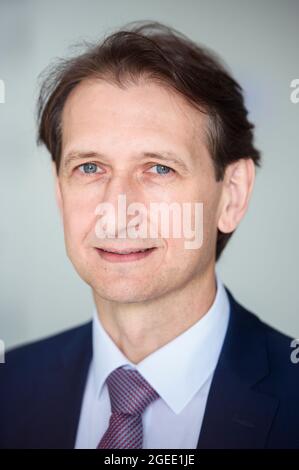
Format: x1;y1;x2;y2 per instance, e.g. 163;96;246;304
57;78;224;303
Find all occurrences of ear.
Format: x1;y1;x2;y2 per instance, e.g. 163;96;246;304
217;158;255;234
52;161;63;215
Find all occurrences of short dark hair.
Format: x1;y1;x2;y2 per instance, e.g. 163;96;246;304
37;20;261;261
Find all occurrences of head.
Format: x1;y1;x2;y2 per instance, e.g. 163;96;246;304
37;21;261;304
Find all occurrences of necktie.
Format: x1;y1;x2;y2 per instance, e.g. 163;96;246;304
97;366;159;449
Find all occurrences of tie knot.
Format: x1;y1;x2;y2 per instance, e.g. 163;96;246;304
106;366;159;415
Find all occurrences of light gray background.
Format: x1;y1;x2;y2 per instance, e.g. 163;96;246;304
0;0;298;349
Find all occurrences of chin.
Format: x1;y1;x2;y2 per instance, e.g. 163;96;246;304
90;275;163;303
94;287;152;303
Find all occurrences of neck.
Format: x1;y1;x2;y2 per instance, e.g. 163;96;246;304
93;265;217;364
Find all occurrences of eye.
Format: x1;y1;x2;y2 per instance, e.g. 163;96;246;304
147;164;174;176
78;162;102;174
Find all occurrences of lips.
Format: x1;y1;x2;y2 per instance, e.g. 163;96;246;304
97;247;154;254
95;246;157;263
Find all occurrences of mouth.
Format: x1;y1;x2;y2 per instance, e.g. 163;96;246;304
95;247;158;263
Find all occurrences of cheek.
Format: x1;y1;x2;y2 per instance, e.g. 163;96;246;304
164;237;200;263
203;189;222;227
62;192;97;247
163;237;204;284
199;193;222;256
181;182;221;257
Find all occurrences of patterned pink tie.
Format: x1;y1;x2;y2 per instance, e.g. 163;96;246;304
97;366;159;449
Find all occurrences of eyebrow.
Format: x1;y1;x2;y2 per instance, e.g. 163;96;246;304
62;150;191;174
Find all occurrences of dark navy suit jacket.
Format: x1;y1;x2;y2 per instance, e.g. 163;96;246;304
0;287;298;449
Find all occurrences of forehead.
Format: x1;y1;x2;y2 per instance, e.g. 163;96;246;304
61;78;207;159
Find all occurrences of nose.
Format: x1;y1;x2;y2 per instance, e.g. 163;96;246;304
96;173;146;239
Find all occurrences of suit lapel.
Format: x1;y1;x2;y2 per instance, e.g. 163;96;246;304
27;321;93;448
197;288;279;449
59;321;93;448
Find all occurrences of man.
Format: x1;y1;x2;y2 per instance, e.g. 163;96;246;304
0;21;298;449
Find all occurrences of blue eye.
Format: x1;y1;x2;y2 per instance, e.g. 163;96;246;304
149;164;173;175
78;162;100;174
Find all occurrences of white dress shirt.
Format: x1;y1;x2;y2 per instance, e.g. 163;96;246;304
75;272;230;449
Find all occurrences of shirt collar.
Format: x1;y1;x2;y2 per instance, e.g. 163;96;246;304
92;271;230;414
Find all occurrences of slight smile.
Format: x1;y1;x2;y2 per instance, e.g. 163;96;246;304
95;247;158;263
